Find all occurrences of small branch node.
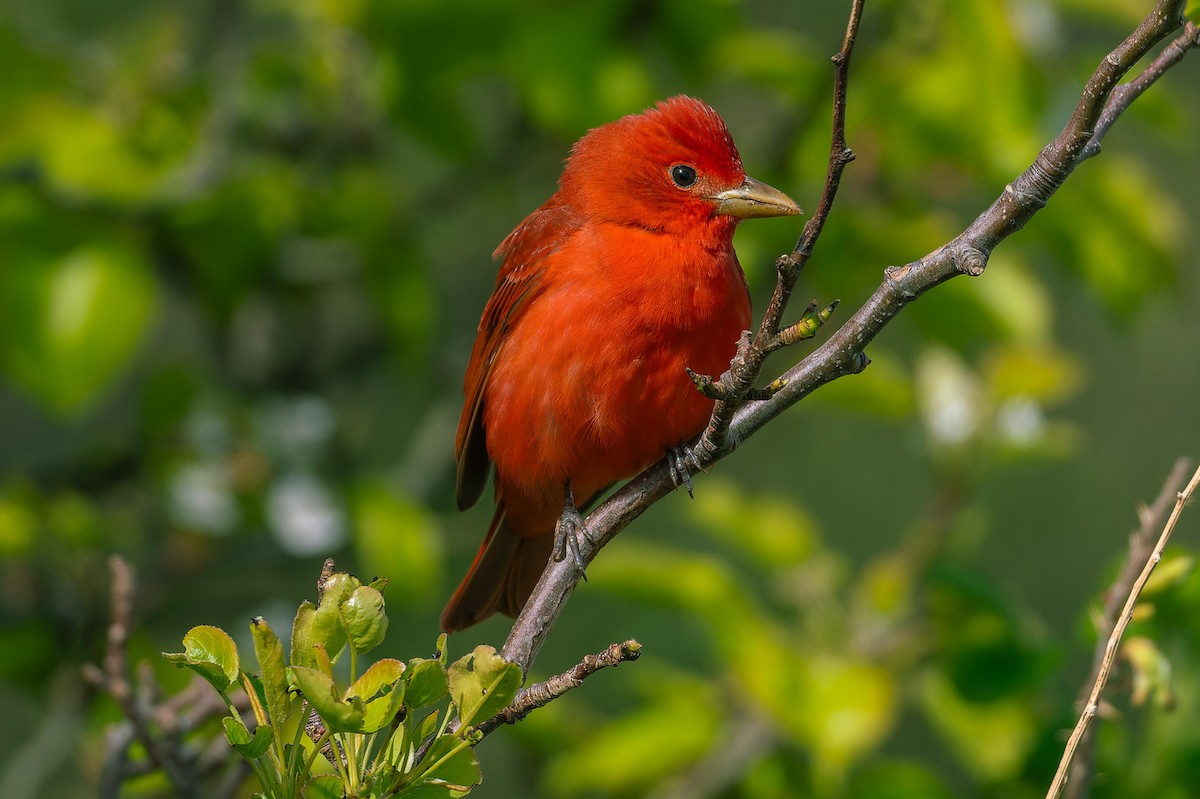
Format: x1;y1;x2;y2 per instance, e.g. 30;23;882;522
955;246;990;277
477;640;643;739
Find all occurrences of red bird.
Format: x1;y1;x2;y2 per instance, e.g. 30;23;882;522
442;96;801;632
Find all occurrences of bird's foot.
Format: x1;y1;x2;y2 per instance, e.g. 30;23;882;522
553;481;593;579
667;445;704;498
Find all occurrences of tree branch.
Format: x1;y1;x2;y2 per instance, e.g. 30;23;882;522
1046;462;1200;799
690;0;865;464
502;0;1195;674
476;640;642;738
1061;457;1194;799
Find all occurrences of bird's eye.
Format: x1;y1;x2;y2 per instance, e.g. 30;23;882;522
670;164;698;188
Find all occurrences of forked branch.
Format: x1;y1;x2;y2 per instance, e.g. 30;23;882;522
502;0;1196;675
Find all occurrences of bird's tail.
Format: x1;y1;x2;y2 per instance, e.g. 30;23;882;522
439;506;554;632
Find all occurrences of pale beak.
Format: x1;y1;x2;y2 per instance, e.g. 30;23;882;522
712;176;803;219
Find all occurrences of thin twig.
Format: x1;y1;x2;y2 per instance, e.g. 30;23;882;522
1064;457;1194;799
477;640;642;738
1081;21;1200;161
692;0;866;463
84;556;252;797
1046;462;1200;799
82;557;205;799
500;0;1195;676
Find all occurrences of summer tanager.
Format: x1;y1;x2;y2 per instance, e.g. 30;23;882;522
442;96;801;632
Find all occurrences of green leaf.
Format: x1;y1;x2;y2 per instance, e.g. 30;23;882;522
447;645;522;729
162;625;240;692
413;710;442;752
0;243;157;414
222;715;274;759
348;658;407;733
338;585;389;654
291;601;317;669
347;658;405;699
250;616;290;728
302;774;344;799
435;633;448;667
405;657;449;710
311;573;360;661
290;665;365;733
399;734;480;798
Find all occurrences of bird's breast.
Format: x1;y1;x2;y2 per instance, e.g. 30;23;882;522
483;223;750;496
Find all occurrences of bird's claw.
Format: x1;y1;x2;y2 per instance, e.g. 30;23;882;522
667;445;702;498
553;482;593;580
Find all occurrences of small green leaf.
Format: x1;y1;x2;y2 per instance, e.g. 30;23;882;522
162;625;240;692
347;659;406;733
290;665;365;733
291;601;317;669
447;645;522;729
251;616;291;729
413;710;442;751
222;715;274;759
339;585;389;654
405;658;449;710
347;658;405;700
303;774;344;799
311;573;360;661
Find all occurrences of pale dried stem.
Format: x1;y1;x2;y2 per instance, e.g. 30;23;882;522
1046;463;1200;799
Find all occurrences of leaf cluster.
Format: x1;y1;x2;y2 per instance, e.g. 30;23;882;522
163;570;521;799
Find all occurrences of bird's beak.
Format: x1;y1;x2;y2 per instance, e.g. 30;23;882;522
712;176;803;219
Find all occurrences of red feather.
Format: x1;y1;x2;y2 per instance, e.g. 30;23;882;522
443;96;799;631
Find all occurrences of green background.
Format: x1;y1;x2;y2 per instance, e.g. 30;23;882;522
1;0;1199;796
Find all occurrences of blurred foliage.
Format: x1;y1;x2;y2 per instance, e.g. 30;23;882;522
0;0;1198;797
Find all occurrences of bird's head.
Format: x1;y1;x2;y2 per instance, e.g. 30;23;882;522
560;96;801;236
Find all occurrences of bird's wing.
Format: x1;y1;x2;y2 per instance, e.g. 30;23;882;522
455;196;579;510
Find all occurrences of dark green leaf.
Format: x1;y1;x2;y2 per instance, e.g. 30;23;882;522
222;715;274;759
404;658;449;710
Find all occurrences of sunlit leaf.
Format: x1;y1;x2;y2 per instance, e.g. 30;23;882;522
339;585;389;654
290;665;365;733
250;616;291;729
347;658;407;733
162;625;240;692
311;572;360;662
447;645;522;729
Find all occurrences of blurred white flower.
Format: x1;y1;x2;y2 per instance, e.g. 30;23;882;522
267;472;345;556
997;396;1046;446
917;348;983;448
169;462;238;534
